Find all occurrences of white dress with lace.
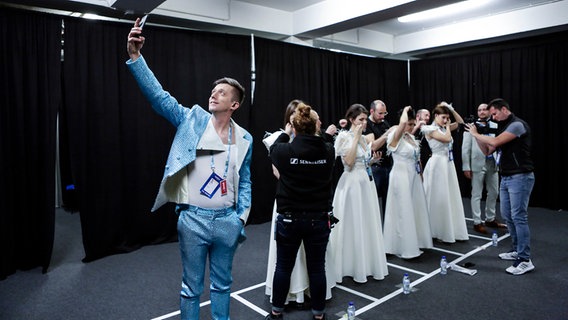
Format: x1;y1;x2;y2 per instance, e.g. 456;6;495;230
421;126;469;243
329;131;389;283
383;131;433;258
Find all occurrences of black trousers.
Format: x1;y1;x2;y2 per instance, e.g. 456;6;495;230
371;164;391;217
271;213;331;315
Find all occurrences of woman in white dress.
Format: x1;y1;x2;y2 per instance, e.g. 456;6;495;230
421;102;469;243
329;104;389;283
383;106;433;259
263;100;335;304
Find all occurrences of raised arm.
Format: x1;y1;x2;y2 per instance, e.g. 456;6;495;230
389;106;412;149
127;18;144;61
125;20;190;127
442;102;464;131
343;124;364;168
412;119;425;135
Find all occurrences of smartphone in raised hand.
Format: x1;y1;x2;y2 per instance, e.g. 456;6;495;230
136;15;148;37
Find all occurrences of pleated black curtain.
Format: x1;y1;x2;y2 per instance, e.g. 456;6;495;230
0;9;61;279
343;53;409;113
3;7;567;278
409;30;568;210
60;17;251;262
249;37;408;223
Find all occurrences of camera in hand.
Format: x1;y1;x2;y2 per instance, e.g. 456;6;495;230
463;114;498;135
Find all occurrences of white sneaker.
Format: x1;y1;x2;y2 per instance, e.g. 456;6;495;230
506;260;535;275
499;251;518;260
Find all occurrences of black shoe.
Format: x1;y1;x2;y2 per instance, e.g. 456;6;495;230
265;312;283;319
313;313;326;320
485;219;507;228
473;223;488;234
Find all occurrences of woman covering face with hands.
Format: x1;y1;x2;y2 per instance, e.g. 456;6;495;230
328;104;389;284
420;102;468;243
383;106;433;259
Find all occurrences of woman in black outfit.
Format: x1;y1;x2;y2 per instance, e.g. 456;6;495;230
265;103;335;320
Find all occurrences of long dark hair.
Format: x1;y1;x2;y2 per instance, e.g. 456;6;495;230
344;103;369;128
284;99;303;128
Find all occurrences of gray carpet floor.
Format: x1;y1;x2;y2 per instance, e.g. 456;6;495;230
1;199;567;320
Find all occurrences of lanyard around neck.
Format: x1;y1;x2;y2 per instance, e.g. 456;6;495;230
210;124;232;179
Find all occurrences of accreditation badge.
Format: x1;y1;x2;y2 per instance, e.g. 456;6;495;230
200;172;223;198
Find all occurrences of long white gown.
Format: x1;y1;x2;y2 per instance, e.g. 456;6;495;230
383;131;433;259
421;126;469;243
263;131;335;302
329;131;389;283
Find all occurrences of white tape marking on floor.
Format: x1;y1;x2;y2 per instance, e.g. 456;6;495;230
152;233;511;320
430;246;464;256
232;293;270;316
386;263;428;276
151;310;179;320
335;284;381;302
232;281;266;295
151;282;266;319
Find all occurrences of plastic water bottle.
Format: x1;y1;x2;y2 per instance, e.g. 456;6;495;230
440;256;448;275
492;232;498;247
347;301;356;320
402;273;411;294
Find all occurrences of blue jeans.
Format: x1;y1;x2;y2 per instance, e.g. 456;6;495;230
176;204;243;320
271;213;331;316
499;172;535;261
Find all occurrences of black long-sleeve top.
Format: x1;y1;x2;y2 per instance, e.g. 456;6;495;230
269;133;335;213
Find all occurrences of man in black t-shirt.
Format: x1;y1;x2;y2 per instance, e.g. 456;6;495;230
411;109;432;171
363;99;391;216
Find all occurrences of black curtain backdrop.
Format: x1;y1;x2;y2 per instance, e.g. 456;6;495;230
60;17;251;262
2;8;567;278
409;30;568;210
0;9;61;280
249;37;408;223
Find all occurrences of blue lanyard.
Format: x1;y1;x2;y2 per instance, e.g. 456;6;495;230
413;146;422;174
210;124;232;179
359;141;371;166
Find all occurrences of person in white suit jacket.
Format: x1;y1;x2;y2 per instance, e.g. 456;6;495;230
462;103;505;234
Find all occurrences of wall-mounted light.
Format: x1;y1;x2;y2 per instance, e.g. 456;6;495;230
82;13;105;20
398;0;490;23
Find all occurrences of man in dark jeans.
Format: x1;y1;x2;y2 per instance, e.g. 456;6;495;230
465;98;535;276
364;99;392;217
266;103;335;320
